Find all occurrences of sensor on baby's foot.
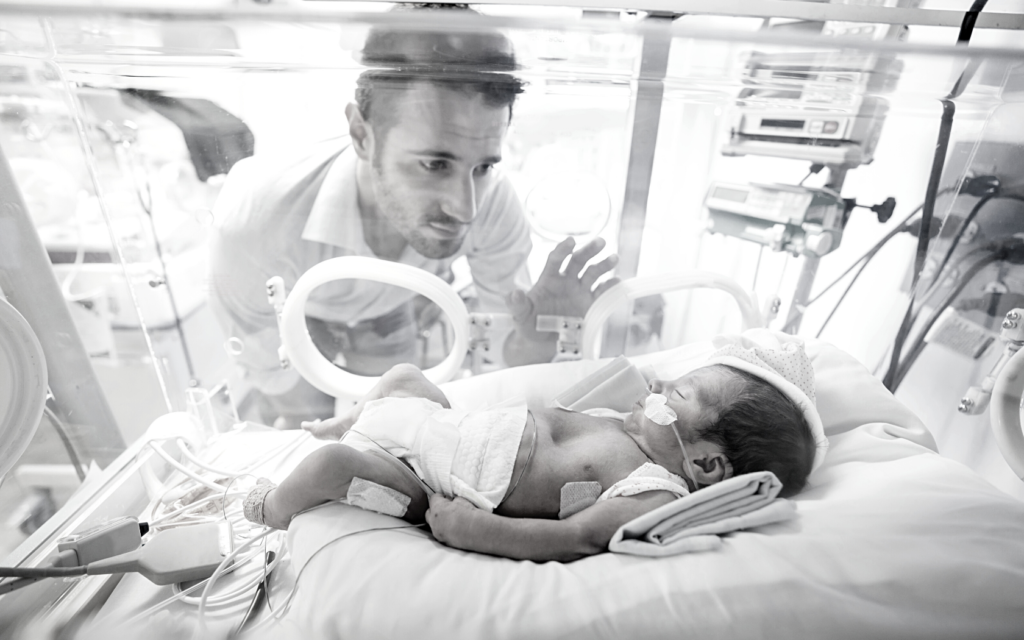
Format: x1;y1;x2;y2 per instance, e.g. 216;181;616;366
243;479;277;526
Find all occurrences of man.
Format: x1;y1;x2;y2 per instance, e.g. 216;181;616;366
209;10;618;427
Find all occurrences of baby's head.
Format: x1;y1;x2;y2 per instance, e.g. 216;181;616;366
694;364;815;497
644;364;816;498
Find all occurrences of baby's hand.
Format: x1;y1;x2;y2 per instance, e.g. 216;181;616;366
425;494;478;550
300;415;354;440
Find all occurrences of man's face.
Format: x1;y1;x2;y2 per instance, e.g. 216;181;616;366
365;82;510;259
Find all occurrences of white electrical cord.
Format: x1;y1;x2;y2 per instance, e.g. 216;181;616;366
193;527;277;639
121;541;268;625
176;542;281;606
128;426;310;632
176;438;242;478
245;522;428;634
149;492;246;528
147;441;231;493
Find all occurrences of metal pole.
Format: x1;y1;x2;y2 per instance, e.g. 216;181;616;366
0;142;126;467
783;166;849;333
601;13;674;357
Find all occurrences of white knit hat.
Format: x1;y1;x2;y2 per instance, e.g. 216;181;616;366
704;329;828;472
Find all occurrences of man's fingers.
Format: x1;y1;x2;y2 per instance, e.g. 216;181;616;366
564;237;606;278
580;253;618;291
539;237;576;280
592;276;622;299
505;289;535;324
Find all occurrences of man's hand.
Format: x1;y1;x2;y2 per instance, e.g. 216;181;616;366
425;494;480;550
504;237;620;361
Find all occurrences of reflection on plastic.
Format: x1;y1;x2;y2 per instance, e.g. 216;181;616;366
193;209;214;227
224;337;244;356
525;172;610;241
186;387;219;439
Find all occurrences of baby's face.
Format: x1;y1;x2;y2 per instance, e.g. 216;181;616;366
624;366;738;489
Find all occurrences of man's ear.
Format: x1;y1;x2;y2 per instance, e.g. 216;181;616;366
345;103;374;160
692;453;733;485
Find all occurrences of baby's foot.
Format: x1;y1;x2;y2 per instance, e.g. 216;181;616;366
301;415;354;440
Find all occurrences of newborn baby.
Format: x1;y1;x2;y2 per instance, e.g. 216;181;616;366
244;332;826;561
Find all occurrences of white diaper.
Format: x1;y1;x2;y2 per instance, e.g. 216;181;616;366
340;397;528;512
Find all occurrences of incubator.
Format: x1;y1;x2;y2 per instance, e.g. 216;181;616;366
1;1;1024;637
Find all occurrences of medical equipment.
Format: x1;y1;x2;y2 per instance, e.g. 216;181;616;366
885;184;1024;392
727;96;890;167
3;0;1024;636
958;308;1024;418
0;521;230;587
722;10;907;167
268;257;470;400
988;322;1024;480
272;338;1024;639
345;478;411;519
640;391;701;493
271;259;764;398
0;298;47;482
704;182;846;257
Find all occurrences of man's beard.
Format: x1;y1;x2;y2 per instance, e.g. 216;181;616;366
372;165;466;260
405;220;466;260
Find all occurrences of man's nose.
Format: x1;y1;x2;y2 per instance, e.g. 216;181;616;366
443;174;477;223
648;379;664;394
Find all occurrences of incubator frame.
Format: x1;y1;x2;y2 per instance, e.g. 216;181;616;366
2;0;1024;631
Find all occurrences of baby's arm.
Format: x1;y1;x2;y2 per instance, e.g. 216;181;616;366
425;491;678;562
302;363;451;440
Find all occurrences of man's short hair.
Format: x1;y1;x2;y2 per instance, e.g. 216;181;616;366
696;365;816;498
355;4;524;130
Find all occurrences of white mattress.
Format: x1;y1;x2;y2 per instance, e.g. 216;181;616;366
271;339;1024;639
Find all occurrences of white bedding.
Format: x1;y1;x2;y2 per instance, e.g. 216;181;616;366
274;339;1024;639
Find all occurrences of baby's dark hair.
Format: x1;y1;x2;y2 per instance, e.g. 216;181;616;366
696;365;815;498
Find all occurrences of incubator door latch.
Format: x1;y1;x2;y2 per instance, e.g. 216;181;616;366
958;308;1024;415
266;276;290;369
468;312;514;373
536;315;584;363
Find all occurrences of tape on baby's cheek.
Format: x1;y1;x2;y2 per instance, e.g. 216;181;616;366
644;393;677;426
347;477;411;518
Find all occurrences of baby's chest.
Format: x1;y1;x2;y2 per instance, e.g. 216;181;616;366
539;428;647;488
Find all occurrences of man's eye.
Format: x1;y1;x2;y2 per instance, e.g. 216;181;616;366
474;164;494;176
421;160;450;172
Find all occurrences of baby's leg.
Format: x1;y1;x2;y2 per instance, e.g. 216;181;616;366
303;363;451;440
261;443;429;529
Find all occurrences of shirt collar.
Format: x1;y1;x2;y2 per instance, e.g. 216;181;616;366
302;145;364;251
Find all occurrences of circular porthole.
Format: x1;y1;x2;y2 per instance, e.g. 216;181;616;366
279;257;470;400
0;298;47;481
525;171;611;242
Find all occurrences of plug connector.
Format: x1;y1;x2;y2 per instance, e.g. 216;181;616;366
86;522;228;586
57;517;143;566
960;175;1001;197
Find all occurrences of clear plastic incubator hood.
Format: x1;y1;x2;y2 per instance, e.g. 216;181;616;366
1;1;1024;638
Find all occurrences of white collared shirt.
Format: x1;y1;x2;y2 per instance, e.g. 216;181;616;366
209;140;531;394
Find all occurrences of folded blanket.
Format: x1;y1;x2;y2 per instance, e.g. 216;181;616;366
609;471;797;557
